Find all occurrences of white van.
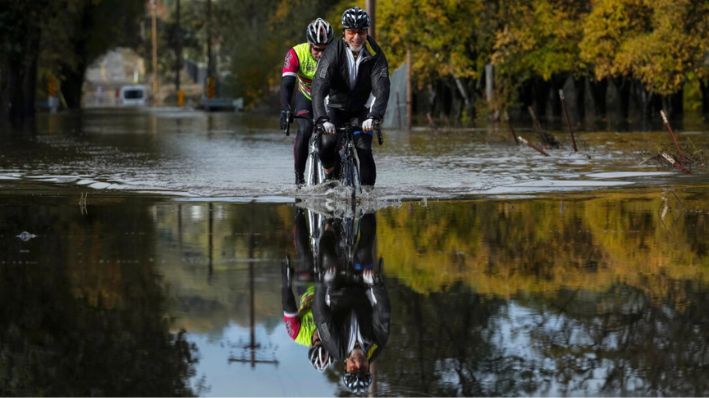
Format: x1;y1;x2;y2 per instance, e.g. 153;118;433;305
118;85;148;106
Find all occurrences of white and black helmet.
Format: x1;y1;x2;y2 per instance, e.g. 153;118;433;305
306;18;333;45
341;7;369;30
343;372;372;394
308;345;333;372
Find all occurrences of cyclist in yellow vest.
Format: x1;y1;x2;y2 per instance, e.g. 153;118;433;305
280;18;334;186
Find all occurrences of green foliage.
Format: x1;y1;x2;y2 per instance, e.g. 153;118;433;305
493;0;589;80
580;0;708;95
39;0;143;79
213;0;338;105
379;0;485;88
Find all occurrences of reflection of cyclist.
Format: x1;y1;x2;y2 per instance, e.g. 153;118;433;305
312;7;390;185
282;209;333;371
280;18;334;186
312;213;390;394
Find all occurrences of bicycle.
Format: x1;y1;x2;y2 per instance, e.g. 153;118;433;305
316;118;383;202
284;111;326;187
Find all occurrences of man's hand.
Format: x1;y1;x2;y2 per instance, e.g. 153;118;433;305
362;118;377;132
280;110;292;132
362;269;379;286
324;267;336;283
321;121;336;135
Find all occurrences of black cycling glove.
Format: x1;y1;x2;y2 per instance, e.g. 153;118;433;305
280;110;292;131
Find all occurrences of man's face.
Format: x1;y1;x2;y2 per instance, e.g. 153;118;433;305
310;44;327;60
344;28;367;51
345;348;370;373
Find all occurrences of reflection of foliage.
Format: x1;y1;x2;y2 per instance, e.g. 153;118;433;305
518;284;709;395
374;281;509;396
153;203;291;333
0;196;198;396
376;279;709;396
380;189;709;306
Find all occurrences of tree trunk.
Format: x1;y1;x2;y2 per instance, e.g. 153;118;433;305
614;77;631;120
60;2;92;110
590;78;607;118
62;64;87;109
550;74;565;121
701;80;709;120
0;63;10;123
532;77;550;122
8;25;41;124
669;87;683;117
574;77;586;124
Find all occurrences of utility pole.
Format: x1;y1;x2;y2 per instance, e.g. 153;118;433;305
175;0;184;106
227;234;279;368
206;0;216;99
406;48;412;131
366;0;376;40
151;0;159;105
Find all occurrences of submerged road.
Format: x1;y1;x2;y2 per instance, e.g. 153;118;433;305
0;108;706;200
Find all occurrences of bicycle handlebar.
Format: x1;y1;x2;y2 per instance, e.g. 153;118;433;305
314;120;384;145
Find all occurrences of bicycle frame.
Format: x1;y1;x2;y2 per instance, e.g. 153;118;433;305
311;118;382;202
336;124;362;201
305;130;326;187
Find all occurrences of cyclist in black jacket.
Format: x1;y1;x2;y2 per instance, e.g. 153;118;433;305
312;213;390;395
312;7;390;186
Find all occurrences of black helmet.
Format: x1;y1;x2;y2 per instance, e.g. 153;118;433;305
306;18;333;45
343;372;372;394
341;7;369;30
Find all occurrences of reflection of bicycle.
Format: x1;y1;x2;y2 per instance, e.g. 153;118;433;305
294;205;382;279
316;119;383;202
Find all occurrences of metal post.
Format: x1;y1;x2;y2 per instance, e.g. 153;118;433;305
151;0;159;105
406;48;412;131
175;0;183;96
559;90;578;152
175;0;181;92
485;64;493;103
366;0;376;40
206;0;215;99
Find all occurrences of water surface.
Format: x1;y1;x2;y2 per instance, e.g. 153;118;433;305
0;108;705;198
1;109;708;396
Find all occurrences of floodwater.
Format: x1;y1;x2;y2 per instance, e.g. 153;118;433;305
1;109;708;396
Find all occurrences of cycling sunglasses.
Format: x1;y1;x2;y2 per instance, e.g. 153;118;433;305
311;45;327;53
345;28;368;36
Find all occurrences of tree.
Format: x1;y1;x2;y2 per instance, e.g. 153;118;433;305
492;0;590;118
45;0;144;109
379;0;487;123
580;0;708;115
0;0;50;124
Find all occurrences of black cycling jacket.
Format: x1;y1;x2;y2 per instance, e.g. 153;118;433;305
312;36;390;124
313;282;390;362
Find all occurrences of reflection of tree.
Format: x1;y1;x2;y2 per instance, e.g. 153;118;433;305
372;280;709;396
0;196;198;396
380;190;709;303
154;203;291;333
373;281;508;396
520;283;709;396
